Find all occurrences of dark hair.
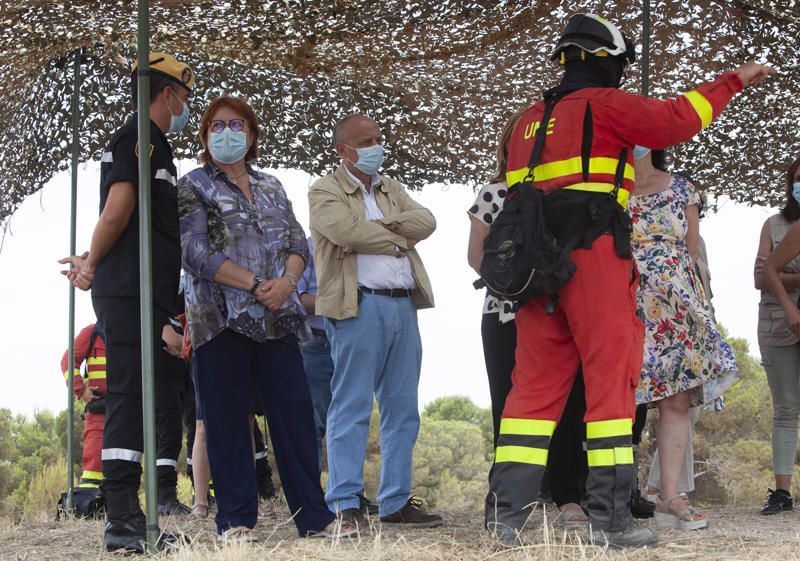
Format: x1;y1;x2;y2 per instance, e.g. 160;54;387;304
780;158;800;222
198;96;260;163
651;149;669;172
130;73;183;109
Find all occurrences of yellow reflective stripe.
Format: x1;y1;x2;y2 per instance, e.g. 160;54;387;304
586;419;632;440
499;418;556;437
81;470;104;480
563;183;630;208
77;482;101;488
87;371;107;380
507;157;634;187
63;368;81;379
87;357;107;366
587;447;634;467
495;446;548;465
683;90;713;129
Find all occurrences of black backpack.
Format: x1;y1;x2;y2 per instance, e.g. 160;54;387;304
478;96;577;308
56;487;106;520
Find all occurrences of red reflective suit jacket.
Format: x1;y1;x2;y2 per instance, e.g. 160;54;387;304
60;323;107;398
505;73;743;204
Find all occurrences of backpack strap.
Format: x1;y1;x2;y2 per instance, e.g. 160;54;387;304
581;102;593;182
521;93;568;186
610;147;628;205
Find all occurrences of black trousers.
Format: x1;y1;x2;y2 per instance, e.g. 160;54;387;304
93;296;184;518
194;329;333;535
155;358;188;498
481;311;588;506
481;313;516;448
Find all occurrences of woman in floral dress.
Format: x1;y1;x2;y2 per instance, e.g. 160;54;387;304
628;147;738;531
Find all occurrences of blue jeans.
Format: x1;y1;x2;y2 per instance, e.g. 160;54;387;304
300;332;335;469
325;292;422;517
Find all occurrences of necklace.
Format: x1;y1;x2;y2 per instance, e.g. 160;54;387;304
228;171;248;182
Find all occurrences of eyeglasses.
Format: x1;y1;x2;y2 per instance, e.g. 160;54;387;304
209;119;245;133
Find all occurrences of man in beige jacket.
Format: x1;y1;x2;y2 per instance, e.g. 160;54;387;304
308;114;441;530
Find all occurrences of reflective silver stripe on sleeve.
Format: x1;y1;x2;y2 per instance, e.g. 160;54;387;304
101;152;113;163
156;458;178;469
102;448;143;463
155;169;177;186
254;451;268;460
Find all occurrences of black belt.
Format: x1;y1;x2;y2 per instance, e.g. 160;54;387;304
358;286;412;298
310;327;327;337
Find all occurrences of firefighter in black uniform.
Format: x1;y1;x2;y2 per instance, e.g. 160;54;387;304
60;52;195;553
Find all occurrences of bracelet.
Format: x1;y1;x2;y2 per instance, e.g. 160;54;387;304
283;273;298;288
249;275;263;294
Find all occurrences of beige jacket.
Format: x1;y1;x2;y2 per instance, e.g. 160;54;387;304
308;166;436;320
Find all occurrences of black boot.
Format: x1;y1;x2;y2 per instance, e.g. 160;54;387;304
630;446;655;519
584;421;657;548
485;420;553;547
255;456;277;501
158;486;191;516
104;488;188;553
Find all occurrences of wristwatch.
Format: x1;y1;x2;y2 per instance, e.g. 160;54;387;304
283;273;298;288
249;275;263;294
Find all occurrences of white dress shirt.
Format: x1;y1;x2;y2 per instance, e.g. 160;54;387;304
343;166;415;290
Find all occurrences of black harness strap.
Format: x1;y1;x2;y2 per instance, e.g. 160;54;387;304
581;101;593;182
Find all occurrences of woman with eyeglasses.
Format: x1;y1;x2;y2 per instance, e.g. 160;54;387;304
178;96;351;542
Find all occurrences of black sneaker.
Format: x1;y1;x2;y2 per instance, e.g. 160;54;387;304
761;488;793;515
158;497;192;516
379;497;443;528
630;488;655;519
357;493;379;515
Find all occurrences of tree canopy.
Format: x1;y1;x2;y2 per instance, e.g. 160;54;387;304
1;0;799;223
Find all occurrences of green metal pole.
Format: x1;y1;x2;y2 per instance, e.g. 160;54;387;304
642;0;651;96
66;48;82;517
136;0;159;552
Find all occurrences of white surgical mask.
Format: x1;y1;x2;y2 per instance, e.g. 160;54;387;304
792;181;800;204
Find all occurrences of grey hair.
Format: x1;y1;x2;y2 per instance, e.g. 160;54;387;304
333;113;373;145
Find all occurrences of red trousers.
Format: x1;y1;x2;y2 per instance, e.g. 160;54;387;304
82;411;104;479
502;235;644;425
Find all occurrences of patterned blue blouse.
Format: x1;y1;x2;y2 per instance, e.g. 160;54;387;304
178;162;309;349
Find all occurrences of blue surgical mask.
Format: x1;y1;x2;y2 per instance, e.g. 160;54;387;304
793;181;800;204
347;144;385;175
167;90;190;134
209;129;248;164
633;145;651;160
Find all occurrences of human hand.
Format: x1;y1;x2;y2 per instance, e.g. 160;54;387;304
161;324;184;358
256;278;295;311
734;62;775;87
58;251;94;291
80;386;99;403
336;246;350;260
754;255;765;277
786;307;800;337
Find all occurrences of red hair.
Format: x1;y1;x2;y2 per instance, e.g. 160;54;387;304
198;96;260;163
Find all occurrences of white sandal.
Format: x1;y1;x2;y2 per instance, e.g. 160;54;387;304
654;493;708;530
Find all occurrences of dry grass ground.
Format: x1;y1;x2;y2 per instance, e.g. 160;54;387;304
2;505;799;561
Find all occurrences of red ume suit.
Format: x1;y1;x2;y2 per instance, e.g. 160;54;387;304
61;323;106;488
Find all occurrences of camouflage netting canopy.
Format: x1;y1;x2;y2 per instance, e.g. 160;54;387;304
1;0;799;222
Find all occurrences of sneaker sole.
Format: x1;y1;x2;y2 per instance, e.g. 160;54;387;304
380;520;444;528
654;511;708;530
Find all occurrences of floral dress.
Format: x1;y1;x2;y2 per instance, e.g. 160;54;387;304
629;174;738;405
